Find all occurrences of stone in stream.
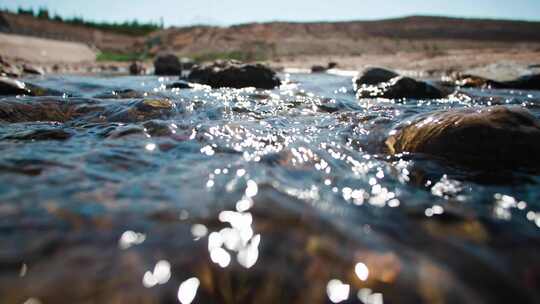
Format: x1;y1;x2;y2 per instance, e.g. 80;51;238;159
0;76;31;95
503;74;540;91
129;61;145;75
4;129;73;141
22;64;45;75
188;60;281;89
106;98;176;123
385;106;540;170
354;67;399;86
451;73;540;90
356;75;447;99
166;81;192;89
94;89;145;99
154;53;182;75
311;65;327;73
0;57;22;78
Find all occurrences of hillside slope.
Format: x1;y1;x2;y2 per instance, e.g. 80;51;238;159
0;12;141;53
148;16;540;59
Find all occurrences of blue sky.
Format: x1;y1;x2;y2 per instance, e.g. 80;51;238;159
1;0;540;27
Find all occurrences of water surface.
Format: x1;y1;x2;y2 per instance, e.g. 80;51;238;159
1;73;540;304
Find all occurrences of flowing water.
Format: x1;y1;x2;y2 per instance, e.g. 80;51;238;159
1;73;540;304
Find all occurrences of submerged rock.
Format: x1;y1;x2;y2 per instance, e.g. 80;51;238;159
0;98;75;122
94;89;145;99
357;76;447;99
154;53;182;75
4;129;73;141
385;106;540;169
107;98;176;123
355;67;399;86
0;77;31;95
188;60;281;89
143;120;176;136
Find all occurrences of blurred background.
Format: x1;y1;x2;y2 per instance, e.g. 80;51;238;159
1;0;540;74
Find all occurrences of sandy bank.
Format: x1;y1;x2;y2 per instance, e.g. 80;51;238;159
0;33;96;64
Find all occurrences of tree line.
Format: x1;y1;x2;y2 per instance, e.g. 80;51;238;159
4;6;163;36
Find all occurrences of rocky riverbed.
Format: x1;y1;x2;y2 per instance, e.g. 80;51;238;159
0;62;540;304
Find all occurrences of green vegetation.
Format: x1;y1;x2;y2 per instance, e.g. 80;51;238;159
9;6;163;36
96;52;147;62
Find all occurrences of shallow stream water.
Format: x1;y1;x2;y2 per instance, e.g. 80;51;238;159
0;73;539;304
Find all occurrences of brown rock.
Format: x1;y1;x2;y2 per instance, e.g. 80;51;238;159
386;106;540;169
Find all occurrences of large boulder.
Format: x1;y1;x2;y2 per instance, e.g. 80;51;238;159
385;106;540;169
356;75;447;99
187;60;281;89
154;53;182;75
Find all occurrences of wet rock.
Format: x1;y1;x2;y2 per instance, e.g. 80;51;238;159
154;53;182;75
107;98;175;123
22;64;45;75
180;57;195;70
385;106;540;169
355;67;399;86
0;77;31;95
0;57;22;78
94;89;145;99
143;120;175;136
311;65;327;73
4;129;73;141
188;60;281;89
0;97;100;123
451;74;506;89
357;76;447;99
166;81;192;89
129;61;145;75
327;62;338;69
105;125;146;138
451;73;540;90
504;74;540;91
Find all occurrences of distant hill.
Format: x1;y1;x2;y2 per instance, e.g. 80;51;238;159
0;11;142;53
148;16;540;60
2;12;540;61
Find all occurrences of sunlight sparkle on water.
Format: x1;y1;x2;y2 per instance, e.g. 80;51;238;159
355;262;369;281
118;230;146;249
177;277;200;304
327;279;350;303
143;260;171;288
